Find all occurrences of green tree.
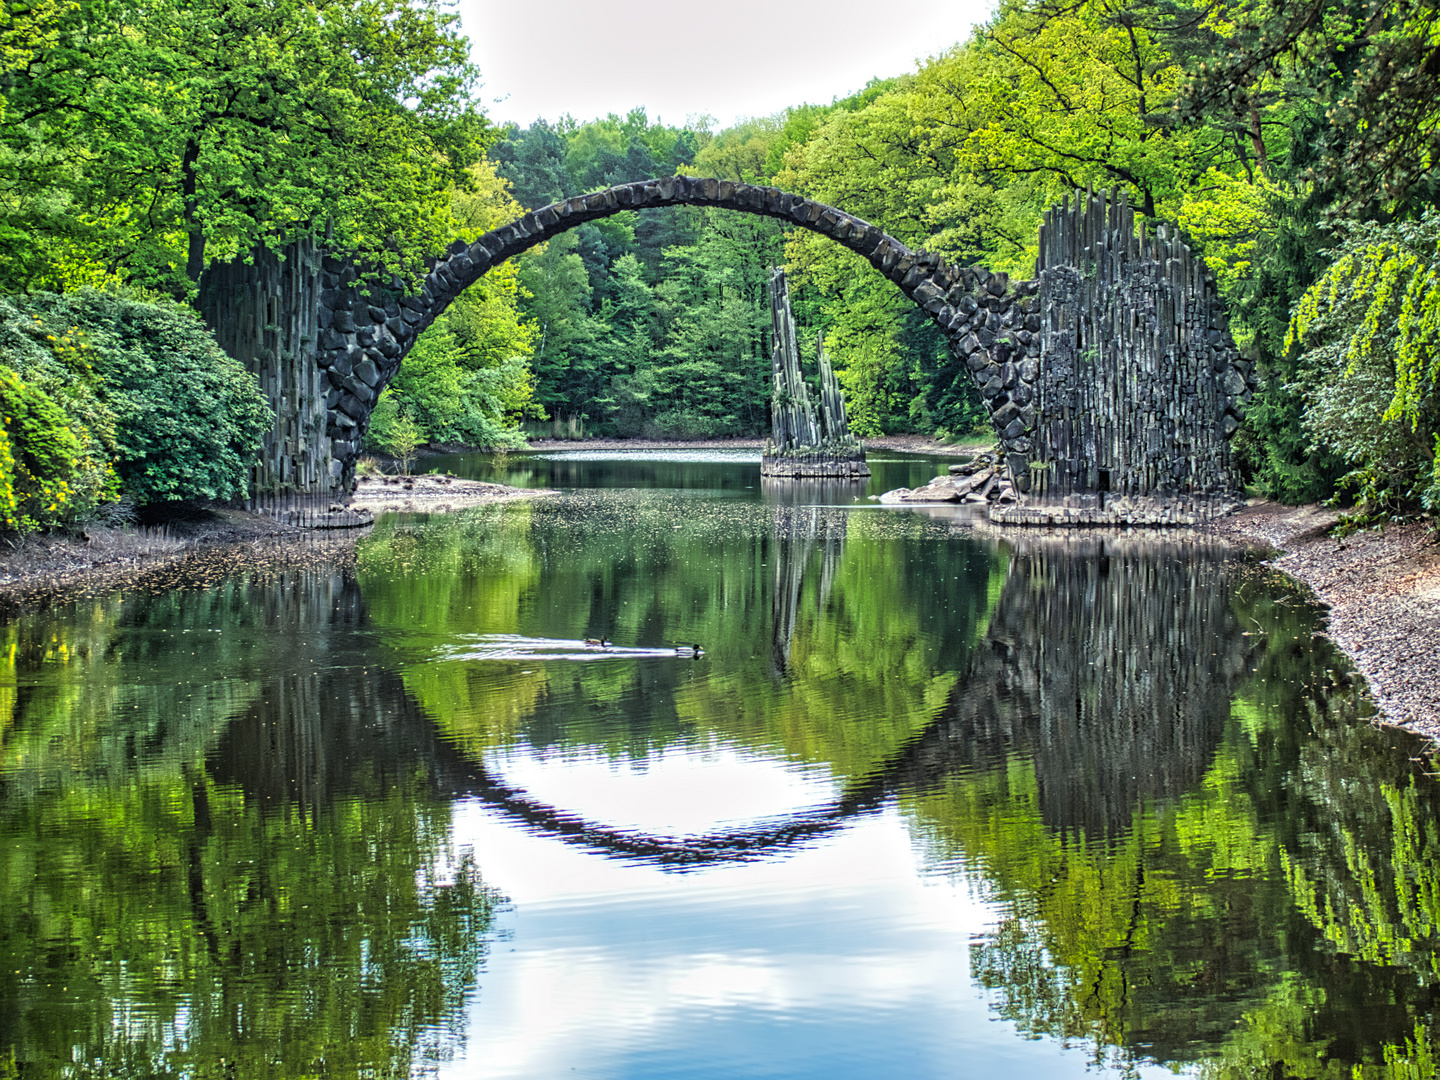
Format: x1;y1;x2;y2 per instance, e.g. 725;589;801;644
1;0;488;294
1180;0;1440;217
517;231;608;423
1283;215;1440;517
369;160;538;450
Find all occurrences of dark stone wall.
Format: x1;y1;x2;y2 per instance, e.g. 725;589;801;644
198;238;336;494
994;189;1255;525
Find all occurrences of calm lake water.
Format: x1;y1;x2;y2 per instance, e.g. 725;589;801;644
3;449;1439;1078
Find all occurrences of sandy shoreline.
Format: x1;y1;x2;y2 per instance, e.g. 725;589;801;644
348;473;555;515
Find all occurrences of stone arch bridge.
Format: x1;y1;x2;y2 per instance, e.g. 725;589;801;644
200;177;1255;525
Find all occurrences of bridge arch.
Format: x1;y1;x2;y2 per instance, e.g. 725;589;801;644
202;179;1255;520
305;176;1025;486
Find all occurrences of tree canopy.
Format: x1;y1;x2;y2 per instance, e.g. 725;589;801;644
1;0;489;295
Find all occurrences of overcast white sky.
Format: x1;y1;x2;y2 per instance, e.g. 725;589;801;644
455;0;998;131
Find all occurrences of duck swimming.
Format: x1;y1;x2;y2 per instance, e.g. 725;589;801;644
583;637;609;647
677;643;704;657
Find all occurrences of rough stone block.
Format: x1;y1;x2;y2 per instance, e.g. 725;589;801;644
913;280;944;307
343;377;374;405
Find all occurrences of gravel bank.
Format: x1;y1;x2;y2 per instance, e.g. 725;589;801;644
0;507;359;611
348;473;553;515
1208;503;1440;740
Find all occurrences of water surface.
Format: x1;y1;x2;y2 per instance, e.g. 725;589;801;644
2;450;1438;1078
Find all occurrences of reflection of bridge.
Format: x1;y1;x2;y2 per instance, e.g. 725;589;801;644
201;181;1255;522
206;538;1253;867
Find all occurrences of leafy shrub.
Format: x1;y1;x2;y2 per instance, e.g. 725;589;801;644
0;367;91;530
0;299;120;527
1;290;272;505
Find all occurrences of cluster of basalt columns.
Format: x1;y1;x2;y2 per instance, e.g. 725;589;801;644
200;177;1253;524
761;266;868;478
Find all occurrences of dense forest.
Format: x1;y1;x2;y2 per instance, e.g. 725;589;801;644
2;0;1439;522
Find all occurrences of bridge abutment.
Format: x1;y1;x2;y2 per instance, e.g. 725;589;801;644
986;189;1253;526
199;239;340;496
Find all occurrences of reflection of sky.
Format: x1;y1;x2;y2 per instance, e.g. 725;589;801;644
485;741;839;833
445;750;1191;1079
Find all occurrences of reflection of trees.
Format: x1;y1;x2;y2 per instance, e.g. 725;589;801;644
14;511;1440;1077
0;572;501;1079
363;494;1001;781
907;537;1440;1078
407;533;1258;870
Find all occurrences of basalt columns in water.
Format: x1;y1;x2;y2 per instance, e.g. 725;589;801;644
760;267;869;480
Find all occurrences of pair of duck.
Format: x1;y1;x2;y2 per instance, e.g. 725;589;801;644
583;637;704;656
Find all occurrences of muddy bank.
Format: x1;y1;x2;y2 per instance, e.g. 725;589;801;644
0;508;358;611
1209;503;1440;741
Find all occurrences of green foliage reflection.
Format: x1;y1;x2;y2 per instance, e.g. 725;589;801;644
355;495;1006;783
901;545;1440;1077
0;576;502;1078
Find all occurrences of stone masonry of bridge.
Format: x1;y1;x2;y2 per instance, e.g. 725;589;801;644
199;177;1255;525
